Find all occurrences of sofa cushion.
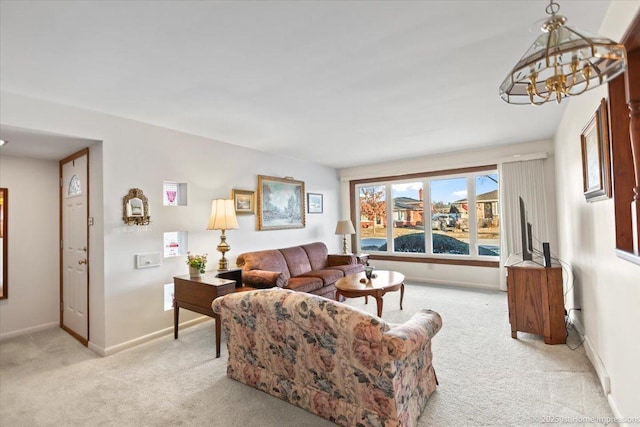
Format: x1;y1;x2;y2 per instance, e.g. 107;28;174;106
298;269;344;285
242;270;286;288
327;254;357;267
279;246;312;277
301;242;329;270
284;276;323;293
328;263;364;276
314;284;337;300
237;249;291;281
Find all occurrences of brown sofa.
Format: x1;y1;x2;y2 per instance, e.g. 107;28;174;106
235;242;363;299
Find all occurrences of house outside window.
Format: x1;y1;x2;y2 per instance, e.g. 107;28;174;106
352;167;499;265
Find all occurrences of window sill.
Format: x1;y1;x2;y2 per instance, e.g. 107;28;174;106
615;249;640;267
369;254;499;268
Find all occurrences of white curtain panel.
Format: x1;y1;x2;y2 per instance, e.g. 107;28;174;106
498;159;550;290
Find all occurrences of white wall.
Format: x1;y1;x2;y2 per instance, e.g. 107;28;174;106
0;91;342;354
553;1;640;419
339;140;558;289
0;156;59;337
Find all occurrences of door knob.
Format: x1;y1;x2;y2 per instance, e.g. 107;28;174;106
78;259;87;265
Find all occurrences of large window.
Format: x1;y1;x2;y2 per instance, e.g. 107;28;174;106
352;166;499;266
359;185;386;251
391;182;425;253
431;177;468;255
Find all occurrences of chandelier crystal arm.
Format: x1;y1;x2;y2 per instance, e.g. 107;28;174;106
574;66;592;95
528;92;551;106
565;61;579;93
527;71;553;105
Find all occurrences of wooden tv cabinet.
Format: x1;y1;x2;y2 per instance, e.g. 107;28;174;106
506;263;566;345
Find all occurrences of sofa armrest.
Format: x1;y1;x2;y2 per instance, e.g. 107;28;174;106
382;309;442;358
242;270;286;288
211;298;222;315
327;254;358;266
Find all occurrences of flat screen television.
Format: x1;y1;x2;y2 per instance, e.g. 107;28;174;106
519;196;533;261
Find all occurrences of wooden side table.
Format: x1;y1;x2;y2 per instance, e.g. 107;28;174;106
215;268;243;288
173;273;236;357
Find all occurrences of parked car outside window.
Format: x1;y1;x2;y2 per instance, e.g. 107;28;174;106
431;214;459;230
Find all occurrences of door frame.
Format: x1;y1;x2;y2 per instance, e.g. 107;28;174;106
59;147;90;346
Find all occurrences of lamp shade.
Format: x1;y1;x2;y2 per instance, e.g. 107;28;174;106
335;220;355;235
207;199;239;230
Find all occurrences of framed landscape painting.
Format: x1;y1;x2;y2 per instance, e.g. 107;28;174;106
231;189;255;214
257;175;305;230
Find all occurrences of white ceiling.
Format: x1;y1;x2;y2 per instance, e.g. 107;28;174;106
0;1;613;167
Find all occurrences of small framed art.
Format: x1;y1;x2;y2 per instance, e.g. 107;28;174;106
580;98;612;202
231;189;255;214
307;193;323;214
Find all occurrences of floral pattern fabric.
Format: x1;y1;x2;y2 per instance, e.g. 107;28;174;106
212;288;442;427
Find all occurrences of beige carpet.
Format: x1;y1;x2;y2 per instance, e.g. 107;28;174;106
0;283;613;426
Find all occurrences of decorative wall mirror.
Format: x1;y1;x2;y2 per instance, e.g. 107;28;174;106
122;188;150;226
0;188;7;299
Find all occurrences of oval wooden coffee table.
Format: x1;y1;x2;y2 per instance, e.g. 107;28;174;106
335;270;404;317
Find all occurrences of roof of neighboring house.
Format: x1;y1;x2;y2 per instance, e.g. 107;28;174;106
393;197;423;210
453;190;498;204
390;190;497;210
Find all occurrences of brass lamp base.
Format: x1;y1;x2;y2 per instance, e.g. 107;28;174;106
217;254;229;271
217;230;230;271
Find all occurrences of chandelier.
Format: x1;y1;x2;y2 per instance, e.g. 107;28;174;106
499;0;627;105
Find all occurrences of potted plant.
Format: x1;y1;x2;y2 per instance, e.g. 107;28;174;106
186;252;207;278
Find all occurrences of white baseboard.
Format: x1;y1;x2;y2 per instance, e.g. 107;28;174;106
577;323;629;424
407;276;501;291
0;321;59;341
2;317;213;356
87;341;106;356
607;394;628;426
99;316;211;356
573;312;612;398
583;334;611;395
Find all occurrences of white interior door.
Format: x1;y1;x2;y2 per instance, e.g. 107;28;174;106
61;149;89;344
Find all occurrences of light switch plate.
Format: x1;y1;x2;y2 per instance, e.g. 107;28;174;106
136;252;161;269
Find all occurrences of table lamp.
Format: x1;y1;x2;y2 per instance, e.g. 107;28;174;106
207;199;239;271
335;220;356;255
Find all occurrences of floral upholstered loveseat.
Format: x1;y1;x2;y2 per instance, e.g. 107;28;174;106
212;288;442;427
235;241;363;299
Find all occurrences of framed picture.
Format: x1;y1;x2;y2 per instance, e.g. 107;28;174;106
257;175;305;230
307;193;323;214
231;189;255;214
580;98;612;202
